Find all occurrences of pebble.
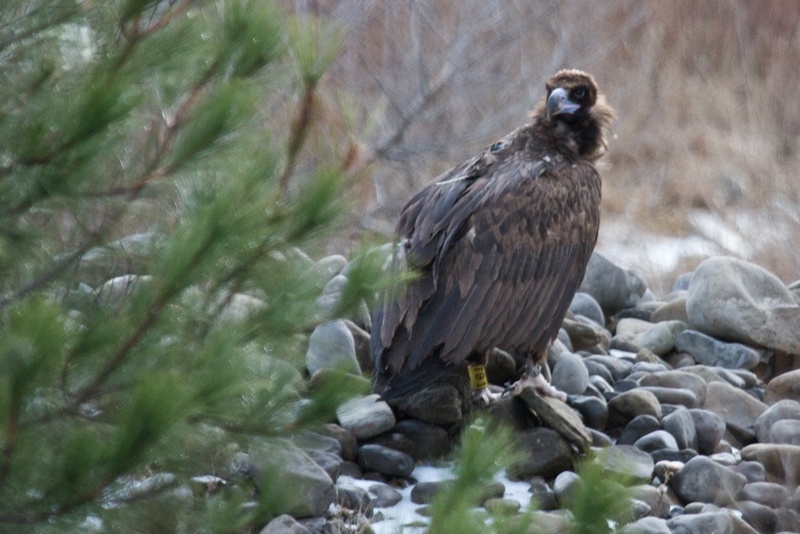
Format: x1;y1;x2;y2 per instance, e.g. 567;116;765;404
306;320;359;375
638;386;698;408
608;389;662;427
703;381;768;445
551;351;589;395
637;320;687;356
579;251;647;316
668;456;747;506
686;256;800;354
508;428;573;480
357;444;414;477
765;369;800;404
769;419;800;445
600;445;655;483
336;394;395;440
366;418;450;460
740;443;800;488
618;415;661;445
249;439;336;518
368;482;402;507
754;399;800;444
634;430;679;453
569;291;605;326
650;295;689;324
675;329;761;370
261;514;311;534
662;409;698;451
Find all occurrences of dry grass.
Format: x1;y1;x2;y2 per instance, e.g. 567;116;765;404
287;0;800;292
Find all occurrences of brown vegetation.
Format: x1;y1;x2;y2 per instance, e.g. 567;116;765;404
282;0;800;293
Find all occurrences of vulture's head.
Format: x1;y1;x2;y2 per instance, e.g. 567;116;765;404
535;69;615;160
545;70;599;121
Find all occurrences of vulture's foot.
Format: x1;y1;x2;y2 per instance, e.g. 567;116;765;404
472;387;502;406
511;365;567;402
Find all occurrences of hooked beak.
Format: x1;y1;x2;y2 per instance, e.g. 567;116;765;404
546;87;581;120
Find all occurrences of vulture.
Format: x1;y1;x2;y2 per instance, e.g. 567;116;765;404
371;69;615;403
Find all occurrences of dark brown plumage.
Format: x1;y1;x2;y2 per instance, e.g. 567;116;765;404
371;69;615;401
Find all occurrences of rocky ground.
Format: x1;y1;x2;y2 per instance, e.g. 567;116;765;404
265;249;800;534
76;235;800;533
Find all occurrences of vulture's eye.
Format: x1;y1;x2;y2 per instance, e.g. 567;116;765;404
573;88;586;100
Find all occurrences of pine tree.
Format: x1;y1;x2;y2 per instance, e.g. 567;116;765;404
0;1;383;531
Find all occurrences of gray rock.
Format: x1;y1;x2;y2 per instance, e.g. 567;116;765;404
508;428;573;480
528;477;557;510
368;483;402;507
637;320;687;356
315;254;348;279
94;274;154;306
342;319;373;374
703;381;768;444
320;424;357;462
634;430;679;453
675;330;761;370
666;512;735;534
630;484;671;519
686;256;800;354
669;456;747;506
260;514;311;534
570;291;605;326
367;418;450;460
776;508;800;533
249;439;336;518
663;409;698;451
740;443;800;488
733;461;765;484
411;480;449;504
551;351;589;395
357;444;414;478
601;445;655;483
306;320;359;375
620;516;671;534
336;481;373;515
638;386;699;408
737;500;778;534
552;470;580;505
617;317;653;339
765;369;800;404
608;389;662;427
769;419;800;445
673;272;693;292
570;395;608;431
755;399;800;444
579;252;647;316
562;316;610;351
336;394;395;440
650;295;690;324
307;450;343;481
639;371;708;406
391;383;468;426
618;415;661;446
737;481;791;508
585;354;634;381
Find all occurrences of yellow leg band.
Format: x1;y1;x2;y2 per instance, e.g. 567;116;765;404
468;364;488;390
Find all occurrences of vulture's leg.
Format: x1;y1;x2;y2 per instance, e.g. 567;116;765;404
469;351;500;405
512;354;567;401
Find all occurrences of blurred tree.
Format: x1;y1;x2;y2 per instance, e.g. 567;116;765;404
0;0;384;531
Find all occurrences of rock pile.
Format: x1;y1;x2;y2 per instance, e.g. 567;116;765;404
257;251;800;533
75;237;800;533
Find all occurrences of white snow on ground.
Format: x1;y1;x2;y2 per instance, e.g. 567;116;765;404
343;464;532;533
